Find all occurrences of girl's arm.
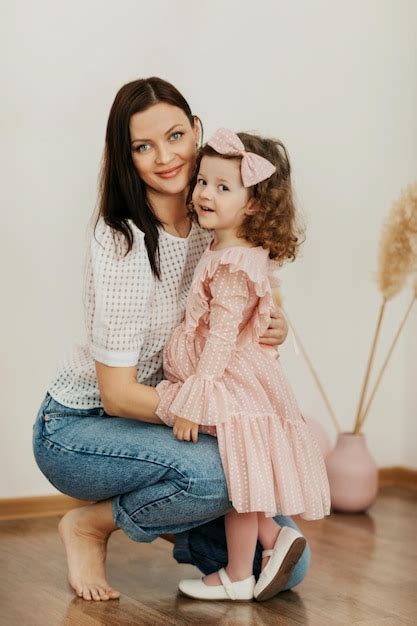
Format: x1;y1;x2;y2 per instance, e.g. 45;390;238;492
95;362;162;423
159;265;250;429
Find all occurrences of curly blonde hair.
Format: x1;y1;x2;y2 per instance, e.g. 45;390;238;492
188;132;304;263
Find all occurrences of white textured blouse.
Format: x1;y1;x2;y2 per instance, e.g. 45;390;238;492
48;218;212;409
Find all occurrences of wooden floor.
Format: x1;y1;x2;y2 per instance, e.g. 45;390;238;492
1;487;416;625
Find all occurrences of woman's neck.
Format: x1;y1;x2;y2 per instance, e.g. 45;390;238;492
147;188;190;237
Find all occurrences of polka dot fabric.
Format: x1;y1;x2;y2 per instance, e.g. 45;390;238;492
156;245;331;520
48;219;212;408
207;127;276;187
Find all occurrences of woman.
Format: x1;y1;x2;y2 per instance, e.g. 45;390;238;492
32;77;310;602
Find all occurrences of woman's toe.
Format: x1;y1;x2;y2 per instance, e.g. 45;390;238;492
74;584;83;598
90;587;101;601
106;587;120;599
97;587;110;601
82;586;92;601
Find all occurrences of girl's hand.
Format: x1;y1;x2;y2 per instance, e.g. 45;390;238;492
173;417;199;443
259;306;288;346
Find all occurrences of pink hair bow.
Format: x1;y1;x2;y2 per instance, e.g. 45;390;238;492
207;128;276;187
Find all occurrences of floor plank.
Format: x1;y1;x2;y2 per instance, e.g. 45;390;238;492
0;487;416;625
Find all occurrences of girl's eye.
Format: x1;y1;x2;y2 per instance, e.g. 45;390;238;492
170;131;184;141
197;178;206;186
218;184;229;192
135;143;151;153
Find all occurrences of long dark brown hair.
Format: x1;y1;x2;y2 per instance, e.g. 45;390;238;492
97;77;196;279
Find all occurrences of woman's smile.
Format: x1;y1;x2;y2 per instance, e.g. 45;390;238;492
156;164;185;179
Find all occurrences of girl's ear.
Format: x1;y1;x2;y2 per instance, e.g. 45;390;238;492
245;198;260;215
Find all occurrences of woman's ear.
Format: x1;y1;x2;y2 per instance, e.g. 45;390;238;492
193;116;202;147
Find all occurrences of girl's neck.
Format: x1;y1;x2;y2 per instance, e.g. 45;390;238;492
147;188;190;238
211;230;255;251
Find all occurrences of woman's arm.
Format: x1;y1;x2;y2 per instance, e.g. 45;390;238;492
88;222;162;423
95;362;162;424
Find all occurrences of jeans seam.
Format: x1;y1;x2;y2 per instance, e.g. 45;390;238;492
43;412;104;420
112;503;156;542
124;484;188;519
38;433;191;483
40;393;54;416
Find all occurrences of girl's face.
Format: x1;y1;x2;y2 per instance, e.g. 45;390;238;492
130;102;199;197
192;155;252;235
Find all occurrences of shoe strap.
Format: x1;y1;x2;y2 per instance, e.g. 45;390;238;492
262;549;273;558
218;568;236;600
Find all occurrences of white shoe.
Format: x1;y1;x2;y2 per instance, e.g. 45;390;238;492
254;526;306;601
178;568;255;601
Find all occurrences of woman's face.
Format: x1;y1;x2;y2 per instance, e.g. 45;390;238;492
130;102;199;197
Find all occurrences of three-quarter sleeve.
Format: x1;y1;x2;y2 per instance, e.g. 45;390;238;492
85;220;154;367
167;265;249;425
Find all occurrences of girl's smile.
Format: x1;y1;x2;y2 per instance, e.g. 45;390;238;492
193;156;252;238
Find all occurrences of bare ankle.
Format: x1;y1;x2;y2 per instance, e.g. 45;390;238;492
258;516;281;550
60;503;117;542
225;564;253;582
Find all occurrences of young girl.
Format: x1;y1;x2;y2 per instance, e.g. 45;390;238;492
156;128;330;602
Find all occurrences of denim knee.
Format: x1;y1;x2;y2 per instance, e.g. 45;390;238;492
111;438;231;543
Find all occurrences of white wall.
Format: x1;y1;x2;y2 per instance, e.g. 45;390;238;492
2;0;416;498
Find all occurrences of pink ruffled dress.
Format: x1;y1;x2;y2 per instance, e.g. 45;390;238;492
156;244;330;520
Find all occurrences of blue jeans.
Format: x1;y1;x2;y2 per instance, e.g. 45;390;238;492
33;393;310;586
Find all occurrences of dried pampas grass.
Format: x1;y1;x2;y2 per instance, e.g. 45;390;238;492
354;182;417;433
283;311;342;433
273;183;416;436
357;274;417;431
271;286;341;433
377;182;417;299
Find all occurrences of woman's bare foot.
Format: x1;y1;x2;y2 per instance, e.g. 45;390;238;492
58;502;120;601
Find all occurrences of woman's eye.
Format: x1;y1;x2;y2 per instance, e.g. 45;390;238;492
170;131;184;141
135;143;151;153
218;184;229;192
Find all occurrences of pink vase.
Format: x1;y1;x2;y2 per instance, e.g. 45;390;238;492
303;415;333;459
325;433;378;513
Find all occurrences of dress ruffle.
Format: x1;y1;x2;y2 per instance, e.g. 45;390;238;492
157;374;236;426
216;412;330;520
185;246;274;345
155;379;181;426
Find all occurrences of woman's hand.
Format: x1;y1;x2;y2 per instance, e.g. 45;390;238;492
173;417;199;443
259;306;288;346
95;362;162;423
